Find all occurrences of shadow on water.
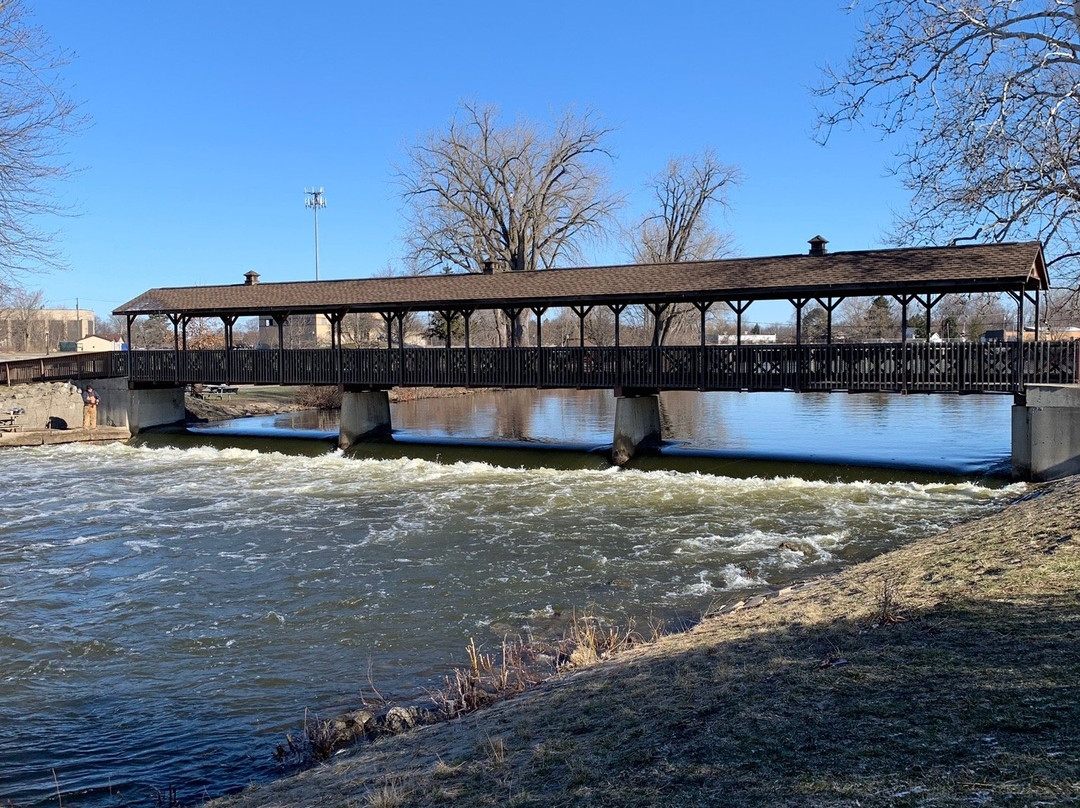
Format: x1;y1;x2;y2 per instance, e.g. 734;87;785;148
151;388;1017;483
139;425;1007;486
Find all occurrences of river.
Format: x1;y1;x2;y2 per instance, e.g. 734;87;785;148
0;389;1020;806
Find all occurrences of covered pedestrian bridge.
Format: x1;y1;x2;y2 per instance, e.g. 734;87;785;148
102;238;1080;476
112;238;1066;393
2;238;1070;474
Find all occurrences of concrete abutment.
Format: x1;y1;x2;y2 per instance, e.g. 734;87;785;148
1;378;185;435
1012;384;1080;481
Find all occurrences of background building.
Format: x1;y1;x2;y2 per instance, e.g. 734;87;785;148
0;307;95;354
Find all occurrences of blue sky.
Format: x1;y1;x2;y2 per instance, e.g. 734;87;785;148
31;1;903;324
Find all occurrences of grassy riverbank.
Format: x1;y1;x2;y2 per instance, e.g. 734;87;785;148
212;475;1080;808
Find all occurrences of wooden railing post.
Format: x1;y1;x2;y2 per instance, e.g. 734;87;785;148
789;298;807;391
396;313;406;386
1015;288;1026;393
531;306;547;387
463;310;473;388
609;304;626;388
694;301;711;390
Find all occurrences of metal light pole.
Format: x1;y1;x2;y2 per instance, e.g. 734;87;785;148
304;187;326;280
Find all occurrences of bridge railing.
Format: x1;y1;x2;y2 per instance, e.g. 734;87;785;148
1;351;127;385
6;341;1077;393
117;341;1080;392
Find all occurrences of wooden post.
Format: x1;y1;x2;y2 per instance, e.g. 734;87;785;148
694;301;712;390
274;313;289;385
463;309;473;387
790;298;807;392
222;314;238;384
645;303;668;386
900;297;909;393
442;310;453;351
813;297;843;345
531;306;547;387
1031;290;1041;341
324;311;345;386
167;313;182;385
397;312;406;386
609;304;625;388
571;305;593;385
610;304;625;348
440;310;453;386
382;312;393;349
167;313;181;352
725;300;751;389
1016;287;1026;392
126;315;136;379
571;305;593;348
503;307;523;349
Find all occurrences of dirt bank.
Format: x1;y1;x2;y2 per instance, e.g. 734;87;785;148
185;386;480;424
185;394;304;423
211;476;1080;808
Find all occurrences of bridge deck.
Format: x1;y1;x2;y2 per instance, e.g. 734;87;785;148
5;341;1077;395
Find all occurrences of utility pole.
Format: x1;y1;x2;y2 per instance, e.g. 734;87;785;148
304;188;326;280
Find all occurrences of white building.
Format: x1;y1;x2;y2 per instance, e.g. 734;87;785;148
76;335;124;352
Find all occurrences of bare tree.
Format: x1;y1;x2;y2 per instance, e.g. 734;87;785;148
817;1;1080;292
399;103;620;344
0;1;81;285
341;312;381;347
626;150;741;344
0;285;42;351
834;296;900;342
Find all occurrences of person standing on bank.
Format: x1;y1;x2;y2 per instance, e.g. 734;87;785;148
82;385;100;429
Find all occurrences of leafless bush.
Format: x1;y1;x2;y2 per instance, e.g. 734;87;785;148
295;385;341;410
871;577;908;626
276;611;662;764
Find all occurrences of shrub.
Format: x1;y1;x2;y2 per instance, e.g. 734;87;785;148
296;385;342;410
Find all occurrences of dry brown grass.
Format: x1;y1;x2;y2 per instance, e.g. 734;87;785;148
215;477;1080;808
278;613;652;766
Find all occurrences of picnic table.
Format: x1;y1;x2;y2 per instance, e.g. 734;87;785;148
205;384;239;399
0;407;24;432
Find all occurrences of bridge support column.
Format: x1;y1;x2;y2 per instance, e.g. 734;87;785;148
1012;384;1080;481
94;378;186;433
611;391;661;465
339;390;392;449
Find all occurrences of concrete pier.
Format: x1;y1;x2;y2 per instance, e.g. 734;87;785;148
339;390;392;449
611;392;662;465
1012;384;1080;481
94;378;186;433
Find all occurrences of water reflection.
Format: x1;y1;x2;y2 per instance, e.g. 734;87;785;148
188;389;1013;477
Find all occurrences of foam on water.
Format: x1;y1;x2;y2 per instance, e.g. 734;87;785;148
0;441;1021;808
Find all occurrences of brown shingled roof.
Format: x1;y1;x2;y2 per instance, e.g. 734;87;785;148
113;241;1048;317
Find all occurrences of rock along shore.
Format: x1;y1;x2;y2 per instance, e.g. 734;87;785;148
210;475;1080;808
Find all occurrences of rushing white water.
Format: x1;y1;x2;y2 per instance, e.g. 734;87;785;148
0;440;1020;807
